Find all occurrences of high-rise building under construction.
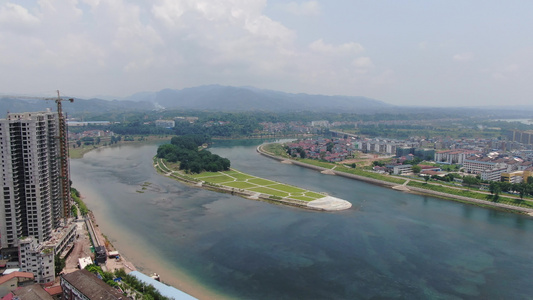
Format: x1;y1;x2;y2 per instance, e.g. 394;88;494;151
0;110;70;251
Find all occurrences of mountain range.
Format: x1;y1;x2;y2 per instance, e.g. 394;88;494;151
1;85;532;118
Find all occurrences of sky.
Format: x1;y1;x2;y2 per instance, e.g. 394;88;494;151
0;0;531;106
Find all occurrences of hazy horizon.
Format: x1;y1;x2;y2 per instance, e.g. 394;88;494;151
1;1;531;107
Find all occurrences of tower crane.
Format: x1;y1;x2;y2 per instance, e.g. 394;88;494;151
1;90;74;222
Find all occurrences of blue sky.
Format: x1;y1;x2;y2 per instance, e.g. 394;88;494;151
0;0;531;106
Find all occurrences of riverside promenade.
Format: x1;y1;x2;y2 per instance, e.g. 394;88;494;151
257;144;533;216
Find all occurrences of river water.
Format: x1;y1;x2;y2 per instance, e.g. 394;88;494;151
70;139;533;300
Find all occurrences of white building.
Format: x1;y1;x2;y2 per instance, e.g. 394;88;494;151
480;168;507;182
434;149;478;165
155;119;175;128
18;237;55;284
393;164;413;175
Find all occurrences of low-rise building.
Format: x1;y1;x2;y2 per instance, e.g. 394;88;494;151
17;223;76;284
393;164;412;175
155;119;175;128
18;237;55;284
61;269;123;300
480;168;507;182
463;158;498;174
501;171;524;183
434;149;478;165
0;271;34;296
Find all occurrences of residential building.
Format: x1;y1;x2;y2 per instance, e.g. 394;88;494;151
155;119;175;128
480;168;507;182
393;164;412;175
61;269;124;300
0;110;73;283
501;171;524;183
434;149;478;165
0;271;34;296
9;283;55;300
463;158;499;174
18;237;55;284
507;130;533;145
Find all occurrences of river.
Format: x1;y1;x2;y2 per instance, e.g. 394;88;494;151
70;139;533;299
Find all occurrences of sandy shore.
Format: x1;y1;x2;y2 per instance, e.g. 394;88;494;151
80;194;228;300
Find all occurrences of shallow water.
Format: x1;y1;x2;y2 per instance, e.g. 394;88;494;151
71;140;533;299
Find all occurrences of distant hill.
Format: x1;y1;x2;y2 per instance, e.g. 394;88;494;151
127;85;394;113
0;97;154;118
3;86;533;118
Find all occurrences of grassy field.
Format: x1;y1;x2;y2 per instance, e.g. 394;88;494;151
408;181;533;209
262;143;290;157
185;168;326;202
293;157;406;185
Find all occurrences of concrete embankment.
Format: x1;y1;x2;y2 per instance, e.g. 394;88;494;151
257;144;533;215
407;186;533;214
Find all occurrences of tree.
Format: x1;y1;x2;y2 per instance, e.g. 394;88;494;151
412;165;421;174
516;182;527;199
372;161;384;167
489;182;501;201
462;176;480;188
424;176;430;184
55;255;65;275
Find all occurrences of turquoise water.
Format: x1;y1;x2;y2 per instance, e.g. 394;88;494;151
71;140;533;299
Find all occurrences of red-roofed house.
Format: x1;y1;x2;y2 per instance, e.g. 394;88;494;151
0;272;34;296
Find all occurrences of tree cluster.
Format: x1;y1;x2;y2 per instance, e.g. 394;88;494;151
157;135;230;173
84;265;168;300
489;179;533;200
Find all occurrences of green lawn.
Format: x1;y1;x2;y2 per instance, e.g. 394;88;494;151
192;172;222;178
248;187;290;197
305;192;326;198
248;178;277;186
227;173;255;181
268;184;307;193
198;175;234;184
223;181;257;189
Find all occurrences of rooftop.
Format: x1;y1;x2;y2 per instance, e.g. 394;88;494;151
61;269;123;300
129;271;197;300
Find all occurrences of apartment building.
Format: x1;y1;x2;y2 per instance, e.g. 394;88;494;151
0;110;72;282
434;149;478;165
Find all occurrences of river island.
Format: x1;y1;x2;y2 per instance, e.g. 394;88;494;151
153;135;351;211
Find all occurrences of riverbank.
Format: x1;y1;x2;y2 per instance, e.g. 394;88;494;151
69;135;170;159
257;143;533;216
70;187;222;300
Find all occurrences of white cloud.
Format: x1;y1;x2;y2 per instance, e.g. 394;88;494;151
0;0;386;99
279;1;320;16
0;2;40;32
452;52;473;62
309;39;364;55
